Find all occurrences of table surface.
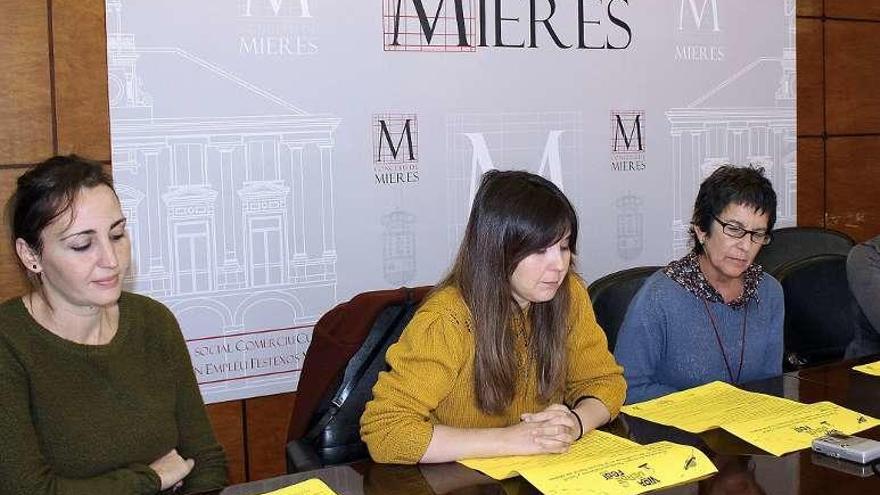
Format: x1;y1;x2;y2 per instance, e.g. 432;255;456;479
221;357;880;495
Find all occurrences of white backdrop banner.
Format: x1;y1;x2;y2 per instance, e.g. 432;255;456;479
105;0;797;403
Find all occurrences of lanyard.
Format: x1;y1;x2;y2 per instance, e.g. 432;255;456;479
702;299;748;384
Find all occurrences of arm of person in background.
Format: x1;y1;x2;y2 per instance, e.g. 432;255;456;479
613;279;678;404
0;342;174;495
360;309;577;464
157;304;228;495
848;238;880;336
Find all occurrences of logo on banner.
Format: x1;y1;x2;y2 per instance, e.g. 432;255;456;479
237;0;318;57
445;112;583;250
382;209;417;285
615;194;644;260
674;0;723;62
610;110;646;172
678;0;719;32
372;114;420;184
383;0;633;52
461;130;567;205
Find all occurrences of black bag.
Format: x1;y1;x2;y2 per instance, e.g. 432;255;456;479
286;286;431;473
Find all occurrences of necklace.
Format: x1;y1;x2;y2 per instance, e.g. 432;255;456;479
702;299;748;384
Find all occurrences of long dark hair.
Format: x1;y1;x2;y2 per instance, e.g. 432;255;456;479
442;170;578;414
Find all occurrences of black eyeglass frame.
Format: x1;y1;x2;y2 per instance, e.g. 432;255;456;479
712;215;773;246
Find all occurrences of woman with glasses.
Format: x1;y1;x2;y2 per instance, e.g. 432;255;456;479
614;165;783;404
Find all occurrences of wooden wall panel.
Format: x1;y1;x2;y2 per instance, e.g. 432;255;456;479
797;0;823;17
0;1;54;164
51;0;111;160
796;138;825;227
825;20;880;135
796;18;824;136
825;137;880;240
826;1;880;20
245;393;297;481
206;401;247;485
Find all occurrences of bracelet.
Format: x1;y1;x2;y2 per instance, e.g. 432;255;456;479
566;404;584;441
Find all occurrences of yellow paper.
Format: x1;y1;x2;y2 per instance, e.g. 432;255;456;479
460;431;716;494
521;442;716;495
853;360;880;376
622;381;880;456
460;430;639;479
621;381;802;433
724;401;880;456
259;478;337;495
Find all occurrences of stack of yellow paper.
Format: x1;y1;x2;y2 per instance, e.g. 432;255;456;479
621;381;879;456
460;430;717;494
259;478;337;495
853;360;880;376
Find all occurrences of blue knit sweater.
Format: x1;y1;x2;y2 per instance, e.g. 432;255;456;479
613;270;784;404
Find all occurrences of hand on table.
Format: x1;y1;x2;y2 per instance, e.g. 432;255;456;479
501;404;582;455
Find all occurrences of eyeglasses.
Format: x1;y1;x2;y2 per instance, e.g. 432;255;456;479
713;215;772;245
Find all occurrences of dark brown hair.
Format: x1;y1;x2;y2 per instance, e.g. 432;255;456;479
7;154;115;262
442;169;578;414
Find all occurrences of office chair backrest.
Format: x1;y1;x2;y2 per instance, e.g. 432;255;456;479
286;285;432;472
775;253;857;370
588;266;661;350
756;227;855;276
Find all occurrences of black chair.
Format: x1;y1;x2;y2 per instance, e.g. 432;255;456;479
286;287;431;473
756;227;855;276
775;253;858;371
588;266;661;350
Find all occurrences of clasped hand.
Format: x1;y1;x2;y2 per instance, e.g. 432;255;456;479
507;404;582;455
149;449;195;491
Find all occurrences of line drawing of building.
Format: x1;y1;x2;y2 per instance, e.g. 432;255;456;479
667;0;797;258
106;0;341;402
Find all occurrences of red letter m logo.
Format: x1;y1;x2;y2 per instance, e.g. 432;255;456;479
386;0;473;50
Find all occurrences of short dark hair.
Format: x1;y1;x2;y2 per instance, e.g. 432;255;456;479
444;169;578;413
690;165;777;254
7;155;115;255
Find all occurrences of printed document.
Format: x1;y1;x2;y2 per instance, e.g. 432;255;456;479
622;381;879;455
461;430;716;494
259;478;337;495
853;360;880;376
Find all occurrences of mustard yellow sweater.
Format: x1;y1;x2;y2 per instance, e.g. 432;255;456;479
360;276;626;463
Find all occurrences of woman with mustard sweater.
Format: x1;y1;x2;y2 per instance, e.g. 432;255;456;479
360;170;626;464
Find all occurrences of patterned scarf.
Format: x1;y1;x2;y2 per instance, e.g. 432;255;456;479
663;251;763;309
